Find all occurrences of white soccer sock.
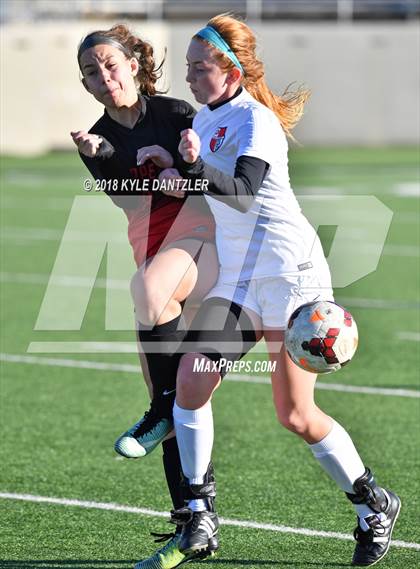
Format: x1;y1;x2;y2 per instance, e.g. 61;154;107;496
189;499;208;512
309;419;383;531
310;424;387;530
354;503;387;531
308;419;366;494
173;400;214;503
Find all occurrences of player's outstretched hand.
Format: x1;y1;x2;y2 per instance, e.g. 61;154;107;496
71;131;114;159
179;129;200;164
158;168;185;199
137;145;174;168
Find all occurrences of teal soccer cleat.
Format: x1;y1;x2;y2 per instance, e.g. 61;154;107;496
114;401;174;458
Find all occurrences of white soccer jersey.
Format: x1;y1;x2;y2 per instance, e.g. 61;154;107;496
193;88;326;284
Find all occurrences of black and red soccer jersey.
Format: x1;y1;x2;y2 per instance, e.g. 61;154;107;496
80;95;215;266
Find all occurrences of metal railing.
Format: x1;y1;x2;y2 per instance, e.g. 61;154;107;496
1;0;419;22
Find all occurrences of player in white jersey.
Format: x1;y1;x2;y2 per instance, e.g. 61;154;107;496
187;85;333;308
127;14;400;567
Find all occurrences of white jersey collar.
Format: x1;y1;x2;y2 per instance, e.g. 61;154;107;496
205;87;251;115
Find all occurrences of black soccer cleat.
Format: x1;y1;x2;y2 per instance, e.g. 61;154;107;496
171;462;219;555
347;468;401;566
172;507;219;555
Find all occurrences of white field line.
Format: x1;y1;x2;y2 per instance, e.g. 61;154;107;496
1;227;418;257
0;271;128;290
25;341;282;354
1;196;73;211
1;271;419;311
395;331;420;342
26;342;140;353
228;374;420;398
338;296;420;310
0;492;418;551
0;227;128;243
392;183;420;198
2;195;419;223
0;353;141;373
3;172;53;186
1;227;65;240
1;353;419;399
296;183;420;201
383;244;419;258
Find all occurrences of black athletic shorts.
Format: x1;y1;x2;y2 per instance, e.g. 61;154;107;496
179;297;258;378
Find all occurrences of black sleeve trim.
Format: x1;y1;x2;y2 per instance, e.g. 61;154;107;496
176;154;269;212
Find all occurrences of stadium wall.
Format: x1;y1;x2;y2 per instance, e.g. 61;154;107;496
0;21;419;154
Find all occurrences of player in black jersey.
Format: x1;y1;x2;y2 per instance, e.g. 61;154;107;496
71;24;219;569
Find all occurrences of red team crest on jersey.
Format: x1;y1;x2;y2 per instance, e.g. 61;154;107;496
210;126;227;152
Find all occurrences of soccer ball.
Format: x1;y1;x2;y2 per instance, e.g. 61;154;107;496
285;301;358;374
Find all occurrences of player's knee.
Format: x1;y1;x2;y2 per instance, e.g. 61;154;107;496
131;271;166;324
176;353;219;406
276;408;311;436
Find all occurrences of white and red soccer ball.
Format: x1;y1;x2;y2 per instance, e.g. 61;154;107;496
285;301;358;374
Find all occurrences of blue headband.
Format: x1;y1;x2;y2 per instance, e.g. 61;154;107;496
195;26;244;74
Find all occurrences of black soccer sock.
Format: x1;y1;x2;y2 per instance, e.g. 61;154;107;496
137;314;186;412
162;437;184;534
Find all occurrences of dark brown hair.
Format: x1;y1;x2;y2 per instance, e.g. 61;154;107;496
78;24;166;96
